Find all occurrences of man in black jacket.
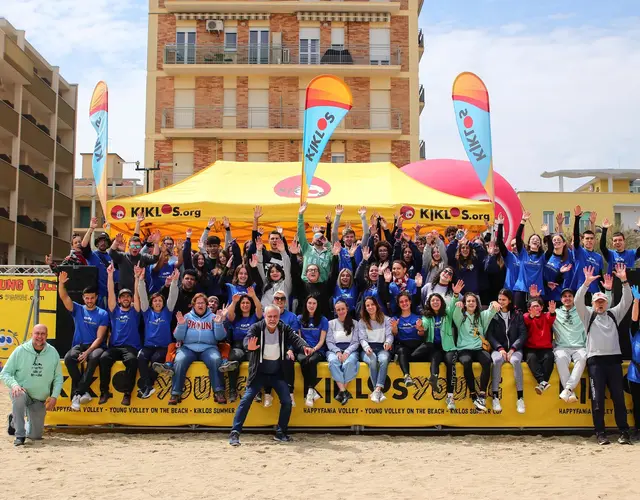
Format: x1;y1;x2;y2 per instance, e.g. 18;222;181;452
229;305;312;446
487;289;528;414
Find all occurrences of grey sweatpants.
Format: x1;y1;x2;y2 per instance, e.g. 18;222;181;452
11;392;46;439
491;350;524;394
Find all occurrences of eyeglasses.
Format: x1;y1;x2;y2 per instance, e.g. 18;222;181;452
307;269;319;274
274;297;286;302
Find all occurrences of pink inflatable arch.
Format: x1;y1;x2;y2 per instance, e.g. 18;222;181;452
401;159;522;242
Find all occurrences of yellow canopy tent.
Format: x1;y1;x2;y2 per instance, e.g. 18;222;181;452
106;161;493;242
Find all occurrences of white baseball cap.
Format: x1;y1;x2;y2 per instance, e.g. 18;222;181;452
592;292;608;303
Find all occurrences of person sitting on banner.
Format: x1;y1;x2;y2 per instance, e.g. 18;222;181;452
297;202;333;283
628;286;640;436
422;229;448;287
326;299;361;405
354;246;384;315
136;266;179;399
358;296;394;403
523;288;556;398
331;204;369;272
496;214;522;305
600;217;640;271
392;222;422;280
570;206;603;306
99;263;142;406
146;235;184;295
296;295;329;407
421;289;462;406
487;289;528;414
255;236;293;311
331;257;359;317
170;294;228;405
109;230;160;293
576;264;632;445
446;231;487;297
225;290;263;403
552;287;588;405
59;271;109;411
1;324;62;447
421;266;456;307
391;291;429;389
452;292;499;412
80;216;115;306
228;305;312;446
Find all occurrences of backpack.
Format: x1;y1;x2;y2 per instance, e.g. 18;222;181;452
586;310;618;335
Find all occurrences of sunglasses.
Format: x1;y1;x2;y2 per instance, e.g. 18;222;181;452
130;244;142;249
274;296;286;302
443;269;453;276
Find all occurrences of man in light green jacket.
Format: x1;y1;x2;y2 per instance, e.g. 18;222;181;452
298;202;333;282
0;324;63;446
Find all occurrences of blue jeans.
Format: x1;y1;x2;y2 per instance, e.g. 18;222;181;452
361;347;390;389
327;351;360;385
172;345;223;396
232;372;292;434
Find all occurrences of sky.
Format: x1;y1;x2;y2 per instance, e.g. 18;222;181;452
2;0;639;191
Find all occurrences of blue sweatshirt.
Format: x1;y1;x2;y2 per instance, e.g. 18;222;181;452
514;247;545;294
395;313;423;342
174;309;227;352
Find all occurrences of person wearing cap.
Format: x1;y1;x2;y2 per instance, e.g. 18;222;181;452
577;264;632;445
81;216;116;306
297;202;333;283
109;227;160;293
331;204;369;272
98;263;142;406
552;287;588;404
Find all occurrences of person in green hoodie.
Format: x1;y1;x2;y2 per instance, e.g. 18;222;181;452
452;293;500;412
298;202;333;283
1;324;62;446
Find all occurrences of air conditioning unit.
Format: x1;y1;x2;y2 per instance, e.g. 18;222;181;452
206;20;224;32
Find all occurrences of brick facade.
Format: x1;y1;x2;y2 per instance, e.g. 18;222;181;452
346;141;370;163
236;77;248;128
269;77;298;128
155;77;174;132
270;15;299;47
236;140;248;162
195;77;223;128
194;139;222;172
391;140;411;168
391;16;409;71
345;22;369;64
153;140;173;190
157;15;176;70
344;77;370;129
391;78;410;135
268;140;300;162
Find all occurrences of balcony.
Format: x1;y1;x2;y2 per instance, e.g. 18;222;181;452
2;34;34;81
55;143;74;172
0;216;15;245
0;157;16;191
25;73;56;113
20;115;54;160
0;98;19;136
164;1;401;14
16;222;50;253
161;106;403;140
52;236;70;259
419;140;426;160
54;189;72;216
418;29;424;60
58;96;76;128
419;84;425;112
19;170;53;208
163;43;402;77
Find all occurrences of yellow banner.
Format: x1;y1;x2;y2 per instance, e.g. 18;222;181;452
46;362;633;429
0;276;57;371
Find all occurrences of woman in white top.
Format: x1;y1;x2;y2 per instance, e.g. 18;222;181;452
326;299;361;405
358;296;394;403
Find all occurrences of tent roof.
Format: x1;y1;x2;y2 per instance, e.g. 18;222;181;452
106;161;492;241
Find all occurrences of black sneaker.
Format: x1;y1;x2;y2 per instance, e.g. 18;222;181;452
214;391;227;405
229;430;241;447
228;390;238;403
168;395;180;405
273;432;293;443
342;391;353;405
218;360;239;373
254;393;262;403
618;431;632;445
597;433;611;445
334;391;346;404
428;374;438;389
121;393;131;406
98;392;113;405
13;437;25;447
7;414;15;436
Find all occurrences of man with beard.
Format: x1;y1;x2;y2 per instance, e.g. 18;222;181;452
109;230;160;292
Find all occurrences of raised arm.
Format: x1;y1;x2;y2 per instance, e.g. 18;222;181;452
358;207;369;248
57;271;74;312
137;273;150;312
133;266;141;312
82;217;98;250
600;223;609;257
332;205;343;244
496;215;508;258
167;269;180;312
107;263;117;312
516;212;527;253
573;205;583;250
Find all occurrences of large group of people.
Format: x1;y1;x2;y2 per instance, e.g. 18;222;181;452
2;204;639;448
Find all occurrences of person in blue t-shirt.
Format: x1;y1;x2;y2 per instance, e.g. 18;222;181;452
80;217;115;307
137;266;180;399
331;204;369;272
543;231;574;302
297;295;329;407
513;211;545;311
332;267;358;315
628;286;640;431
146;236;182;294
496;214;521;293
98;263;142;407
570;206;604;303
59;271;109;412
391;291;428;387
600;218;640;270
224;288;263;402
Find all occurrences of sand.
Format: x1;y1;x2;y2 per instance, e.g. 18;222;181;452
1;385;639;500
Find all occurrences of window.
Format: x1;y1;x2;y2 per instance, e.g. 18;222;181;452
331;153;345;163
563;211;571;226
300;28;320;65
176;29;196;64
248;152;268;162
331;28;344;48
370;28;390;65
579;212;591;233
249;29;269;64
370;153;391;162
79;206;91;228
223;89;236;117
615;212;622;227
173;89;195;128
542;211;554;230
224;29;237;52
370;90;391;129
223;152;235;161
248;89;269;128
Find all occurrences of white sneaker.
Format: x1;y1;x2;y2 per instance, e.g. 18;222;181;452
305;389;315;407
290;394;296;407
559;388;571;403
378;391;387;403
263;393;273;408
71;394;81;411
473;397;487;412
79;392;92;405
540;381;551;393
568;391;578;404
516;398;526;414
312;389;321;402
370;391;381;403
446;394;456;411
492;397;502;413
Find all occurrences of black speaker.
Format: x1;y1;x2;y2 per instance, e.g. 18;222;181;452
57;265;98;293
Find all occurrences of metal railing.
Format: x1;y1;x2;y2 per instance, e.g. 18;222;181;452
419;140;426;160
162;106;403;131
164;43;402;66
419;84;425;104
418;29;424;48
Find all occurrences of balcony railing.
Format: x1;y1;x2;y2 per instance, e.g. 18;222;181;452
418;29;424;49
419;140;426;160
164;43;401;66
162;106;402;131
419;84;425;104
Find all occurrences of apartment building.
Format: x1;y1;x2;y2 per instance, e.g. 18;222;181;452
0;19;77;265
146;0;425;189
74;153;143;237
